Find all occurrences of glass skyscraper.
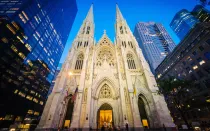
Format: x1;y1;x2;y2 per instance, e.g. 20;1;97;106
170;9;199;40
0;0;77;129
134;22;176;73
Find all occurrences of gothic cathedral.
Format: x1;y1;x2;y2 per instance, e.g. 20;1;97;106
37;4;175;130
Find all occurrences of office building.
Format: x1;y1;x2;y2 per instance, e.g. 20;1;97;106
134;22;176;72
170;9;199;40
0;0;77;129
192;5;210;22
155;23;210;129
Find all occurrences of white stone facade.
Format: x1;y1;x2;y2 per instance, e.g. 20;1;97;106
37;4;175;130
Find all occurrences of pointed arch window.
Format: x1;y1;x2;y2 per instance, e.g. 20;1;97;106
120;26;123;34
127;53;136;69
84;41;89;47
128;41;133;48
124;41;126;48
86;26;90;34
75;54;84;70
77;41;82;48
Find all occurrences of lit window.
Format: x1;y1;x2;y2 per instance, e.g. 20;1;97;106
25;44;31;51
18;52;26;59
40;101;43;105
34;112;39;116
1;37;8;43
33;98;38;103
199;60;205;65
30;90;35;94
22;11;29;20
18;14;26;23
193;65;198;70
14;89;18;94
11;45;18;53
16;36;24;44
6;24;16;34
27;60;33;67
27;110;34;114
26;95;33;100
11;21;19;30
18;91;26;97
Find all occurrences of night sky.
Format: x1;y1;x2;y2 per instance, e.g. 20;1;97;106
60;0;200;63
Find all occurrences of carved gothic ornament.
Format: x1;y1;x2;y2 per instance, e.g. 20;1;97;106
121;73;126;80
96;47;115;67
99;84;112;99
93;74;97;79
114;73;119;79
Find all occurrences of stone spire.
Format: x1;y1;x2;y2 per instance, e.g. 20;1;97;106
75;4;94;38
85;4;94;23
116;4;124;21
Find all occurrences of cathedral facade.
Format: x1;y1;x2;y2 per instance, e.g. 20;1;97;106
37;5;175;130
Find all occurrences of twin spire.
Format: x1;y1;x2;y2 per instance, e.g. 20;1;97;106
84;4;124;23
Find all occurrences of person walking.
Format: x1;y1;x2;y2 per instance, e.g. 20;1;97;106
125;123;129;131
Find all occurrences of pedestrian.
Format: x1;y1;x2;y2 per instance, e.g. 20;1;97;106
125;123;129;131
101;125;105;131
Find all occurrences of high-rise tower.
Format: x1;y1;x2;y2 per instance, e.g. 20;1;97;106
170;9;199;40
37;4;175;130
0;0;77;129
134;22;176;73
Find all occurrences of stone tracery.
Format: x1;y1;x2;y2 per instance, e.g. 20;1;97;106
99;84;112;98
96;47;115;67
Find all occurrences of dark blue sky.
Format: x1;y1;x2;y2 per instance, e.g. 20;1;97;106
60;0;199;63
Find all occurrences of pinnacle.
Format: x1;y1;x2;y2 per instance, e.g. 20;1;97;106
85;4;94;23
116;4;124;21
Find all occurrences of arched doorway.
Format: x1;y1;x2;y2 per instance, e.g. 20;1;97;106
63;95;74;128
97;103;114;129
138;96;149;128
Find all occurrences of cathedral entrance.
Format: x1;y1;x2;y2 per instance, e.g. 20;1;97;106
97;103;114;129
63;96;74;128
138;96;149;128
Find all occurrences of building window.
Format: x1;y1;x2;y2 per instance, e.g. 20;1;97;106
27;110;34;114
197;57;205;65
75;54;84;70
26;95;33;100
192;51;197;56
206;39;210;45
204;52;210;60
120;26;123;34
18;91;26;97
127;53;136;69
86;26;90;34
199;46;204;51
33;98;39;103
6;24;16;34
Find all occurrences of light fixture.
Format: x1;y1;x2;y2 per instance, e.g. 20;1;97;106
68;71;73;76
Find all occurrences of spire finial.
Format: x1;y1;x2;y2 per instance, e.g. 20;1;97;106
104;30;106;34
116;4;124;21
85;4;94;22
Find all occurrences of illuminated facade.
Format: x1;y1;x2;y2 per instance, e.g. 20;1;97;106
134;22;176;73
155;23;210;128
37;5;175;130
0;0;77;129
